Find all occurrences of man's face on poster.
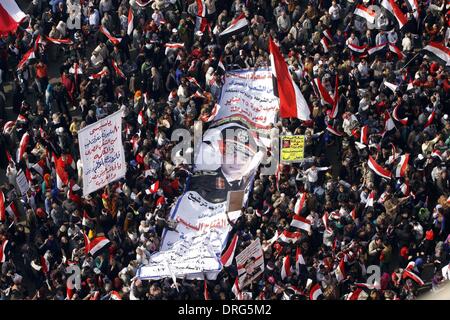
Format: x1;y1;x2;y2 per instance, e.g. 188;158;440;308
221;129;255;182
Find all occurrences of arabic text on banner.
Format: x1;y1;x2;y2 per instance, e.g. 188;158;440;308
78;110;126;196
280;135;305;163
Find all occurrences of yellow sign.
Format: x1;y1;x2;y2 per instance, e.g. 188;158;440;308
280;135;305;163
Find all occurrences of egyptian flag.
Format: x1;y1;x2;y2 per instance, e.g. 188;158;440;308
164;42;184;55
82;211;94;229
395;154;410;178
381;0;407;29
402;269;425;286
6;202;20;221
85;235;111;256
400;182;410;196
232;278;243;300
354;4;376;24
347;43;368;53
323;29;333;42
367;43;387;55
89;69;108;79
365;191;375;208
383;110;396;133
360;125;369;145
219;12;248;38
313;78;334;106
368;156;392;180
431;149;442;160
388;43;405;60
281;255;292;280
195;0;208;32
203;280;210;300
41;255;49;274
423;42;450;67
322;212;333;235
269;37;310;120
320;37;330;53
111;59;125;79
99;25;121;45
17;48;35;70
137;108;146;126
0;239;9;263
0;192;5;223
350;207;358;220
295;247;305;274
54;154;70;189
221;234;238;267
200;104;221;123
145;181;160;195
335;259;346;282
32;159;47;176
294;192;307;215
330;75;339;119
127;8;134;36
3;121;15;135
326;124;343;136
278;230;301;243
393;103;408;125
347;287;369;300
384;81;398;93
405;0;419;20
309;284;323;300
424;111;435;128
16;131;30;163
0;0;27;35
45;36;73;45
290;215;311;233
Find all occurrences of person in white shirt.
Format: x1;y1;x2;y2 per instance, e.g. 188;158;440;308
88;6;100;29
346;33;360;46
402;33;412;52
328;1;341;29
300;164;331;192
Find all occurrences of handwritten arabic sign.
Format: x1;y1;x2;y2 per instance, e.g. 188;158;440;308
215;70;278;129
235;239;264;289
16;170;30;196
78;110;126;196
137;230;222;280
280;135;305;163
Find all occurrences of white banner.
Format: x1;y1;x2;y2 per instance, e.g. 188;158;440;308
16;170;30;196
137;230;222;280
78;110;126;196
235;239;264;288
215;69;278;129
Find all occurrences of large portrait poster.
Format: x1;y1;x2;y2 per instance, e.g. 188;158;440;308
78;110;126;196
235;239;264;289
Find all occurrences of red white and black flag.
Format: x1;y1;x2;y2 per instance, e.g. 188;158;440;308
219;12;249;38
381;0;408;29
423;42;450;67
99;25;121;45
269;36;310;121
354;4;376;24
221;234;238;267
368;156;392;180
127;8;134;36
405;0;419;20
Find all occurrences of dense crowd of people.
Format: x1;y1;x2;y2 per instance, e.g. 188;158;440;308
0;0;449;300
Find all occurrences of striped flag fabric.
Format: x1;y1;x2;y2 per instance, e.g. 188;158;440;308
294;192;307;215
313;77;334;106
17;48;35;70
354;4;376;24
295;247;305;274
54;154;70;189
320;37;330;53
388;43;405;60
368;155;392;180
365;191;375;208
6;202;20;221
424;110;435;128
326;124;343;136
84;234;111;256
367;43;387;55
335;259;346;282
232;278;243;300
281;255;292;280
278;230;302;243
89;69;108;79
393;103;408;125
112;59;126;79
323;29;333;42
423;42;450;67
204;280;210;300
31;159;47;176
291;215;311;233
219;12;248;38
0;0;27;35
309;284;323;300
145;181;160;195
360;125;369;145
269;36;310;120
99;25;122;45
221;234;238;267
110;291;122;300
0;191;5;223
381;0;407;29
330;74;339;119
322;212;333;235
127;8;134;36
3;121;15;135
395;154;410;178
383;110;396;133
0;239;8;263
402;269;425;286
405;0;419;20
384;81;398;93
347;43;368;53
347;287;369;300
164;42;185;55
16;132;30;163
45;36;73;45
